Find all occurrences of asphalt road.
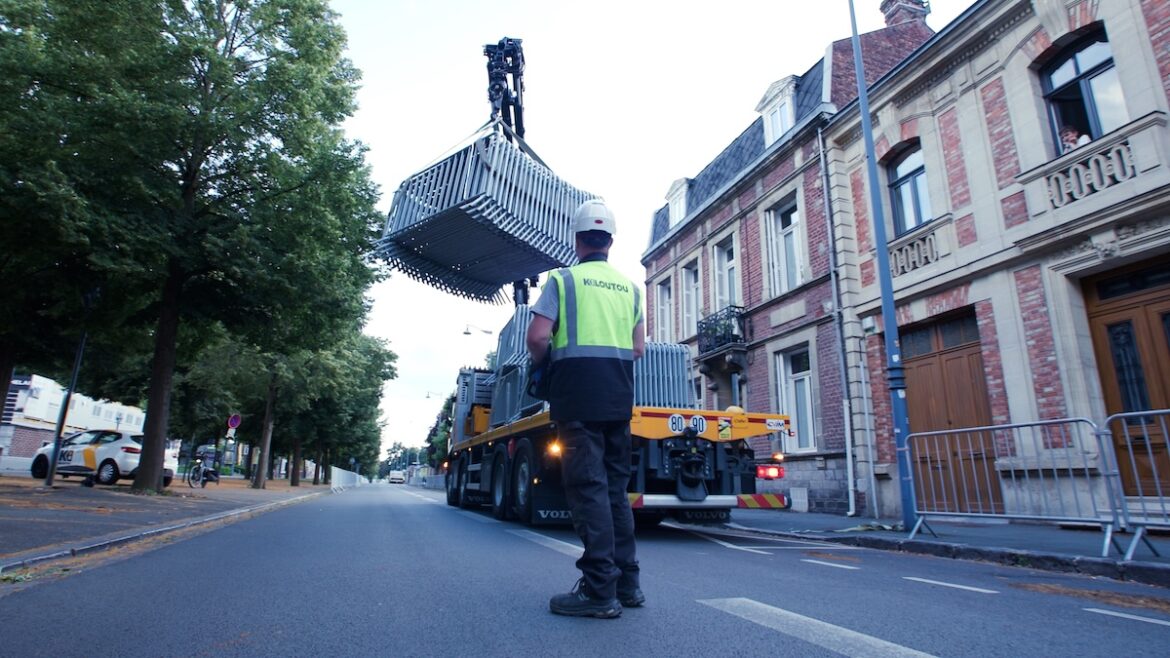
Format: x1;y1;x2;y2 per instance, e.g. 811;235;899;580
2;483;1168;657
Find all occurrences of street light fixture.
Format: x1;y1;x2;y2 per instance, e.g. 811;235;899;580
463;324;492;336
425;391;446;399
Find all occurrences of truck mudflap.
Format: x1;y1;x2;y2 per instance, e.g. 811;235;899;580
627;493;790;510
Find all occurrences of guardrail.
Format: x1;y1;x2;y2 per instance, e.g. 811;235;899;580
902;410;1170;560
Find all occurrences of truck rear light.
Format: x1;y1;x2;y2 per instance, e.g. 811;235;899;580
121;446;142;454
756;464;784;479
547;441;562;457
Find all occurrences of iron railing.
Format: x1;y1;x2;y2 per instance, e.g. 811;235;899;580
697;305;745;355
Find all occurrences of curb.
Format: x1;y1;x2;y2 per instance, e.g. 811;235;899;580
0;490;329;575
724;523;1170;589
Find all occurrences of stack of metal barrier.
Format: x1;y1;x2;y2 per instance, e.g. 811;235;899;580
489;307;543;427
451;368;494;446
378;131;593;303
634;343;695;409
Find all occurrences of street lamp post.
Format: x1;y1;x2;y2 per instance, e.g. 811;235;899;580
848;0;916;529
45;288;99;487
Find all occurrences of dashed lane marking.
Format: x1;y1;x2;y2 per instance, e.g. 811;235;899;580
902;577;998;594
674;522;860;549
698;598;936;657
801;559;861;570
507;529;583;558
457;510;499;523
1084;608;1170;627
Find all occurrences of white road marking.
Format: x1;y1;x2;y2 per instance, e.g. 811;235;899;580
457;510;499;523
699;598;936;657
508;529;583;558
801;558;861;570
902;577;998;594
1084;608;1170;627
676;522;860;549
402;491;440;504
688;530;770;555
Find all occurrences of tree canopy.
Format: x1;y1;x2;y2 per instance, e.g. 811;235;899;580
0;0;394;491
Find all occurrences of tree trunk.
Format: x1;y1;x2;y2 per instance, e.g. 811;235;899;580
0;343;15;427
312;452;321;485
132;269;183;493
290;437;302;487
324;448;332;485
252;372;277;489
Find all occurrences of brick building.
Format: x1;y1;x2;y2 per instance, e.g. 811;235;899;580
640;1;935;513
642;0;1170;518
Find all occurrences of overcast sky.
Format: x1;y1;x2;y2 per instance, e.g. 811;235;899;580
329;0;974;455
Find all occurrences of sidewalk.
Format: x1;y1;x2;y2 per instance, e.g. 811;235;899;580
0;473;332;573
727;508;1170;588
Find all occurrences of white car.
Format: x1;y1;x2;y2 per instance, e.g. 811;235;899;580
30;430;179;487
388;470;406;484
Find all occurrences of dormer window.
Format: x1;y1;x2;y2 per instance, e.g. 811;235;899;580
667;178;689;227
757;76;799;146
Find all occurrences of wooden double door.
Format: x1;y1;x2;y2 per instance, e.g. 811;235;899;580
901;314;1002;513
1085;260;1170;496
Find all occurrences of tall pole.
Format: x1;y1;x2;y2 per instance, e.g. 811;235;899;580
44;329;88;487
848;0;916;528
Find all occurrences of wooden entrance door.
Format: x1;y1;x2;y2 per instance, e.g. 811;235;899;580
1086;264;1170;496
902;314;1001;513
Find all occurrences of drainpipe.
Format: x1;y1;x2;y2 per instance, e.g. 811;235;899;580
817;126;857;517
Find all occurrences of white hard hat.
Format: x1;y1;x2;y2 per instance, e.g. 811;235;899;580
572;199;616;236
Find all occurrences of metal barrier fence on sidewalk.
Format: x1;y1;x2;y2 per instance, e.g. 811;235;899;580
902;410;1170;560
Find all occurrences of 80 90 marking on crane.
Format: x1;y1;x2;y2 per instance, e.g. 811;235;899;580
668;414;708;435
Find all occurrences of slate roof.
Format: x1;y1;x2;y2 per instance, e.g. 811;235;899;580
643;19;935;258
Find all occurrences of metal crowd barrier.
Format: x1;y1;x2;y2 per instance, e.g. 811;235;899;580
634;342;696;409
1100;410;1170;560
903;418;1123;557
377;128;594;303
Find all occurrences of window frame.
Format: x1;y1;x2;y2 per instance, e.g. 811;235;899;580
887;145;933;236
1041;30;1125;150
765;199;803;296
655;277;674;342
713;235;738;311
681;259;700;339
775;347;815;453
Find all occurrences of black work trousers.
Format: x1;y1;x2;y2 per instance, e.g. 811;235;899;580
559;419;639;600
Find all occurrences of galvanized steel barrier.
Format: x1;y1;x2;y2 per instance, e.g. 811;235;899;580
903;411;1170;559
903;418;1123;557
1101;410;1170;560
377;127;594;303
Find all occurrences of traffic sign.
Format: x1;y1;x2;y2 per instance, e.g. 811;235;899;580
227;414;241;429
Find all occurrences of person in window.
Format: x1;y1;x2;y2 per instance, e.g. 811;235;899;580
1060;125;1090;153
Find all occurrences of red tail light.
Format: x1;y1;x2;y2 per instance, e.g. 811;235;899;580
121;446;142;454
756;464;784;479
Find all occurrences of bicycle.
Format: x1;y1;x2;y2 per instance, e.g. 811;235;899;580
186;455;221;488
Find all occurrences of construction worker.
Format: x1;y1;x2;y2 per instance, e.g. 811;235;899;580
526;198;646;619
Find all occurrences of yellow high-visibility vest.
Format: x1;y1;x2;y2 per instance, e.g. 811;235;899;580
549;260;641;361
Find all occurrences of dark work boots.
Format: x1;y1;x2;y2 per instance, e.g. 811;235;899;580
549;578;622;619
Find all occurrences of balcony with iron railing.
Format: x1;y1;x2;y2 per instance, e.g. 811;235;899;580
1017;112;1170;243
697;305;746;356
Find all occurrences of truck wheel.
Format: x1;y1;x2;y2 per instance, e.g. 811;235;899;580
511;440;535;524
490;452;512;520
458;455;474;509
634;511;667;529
446;459;461;507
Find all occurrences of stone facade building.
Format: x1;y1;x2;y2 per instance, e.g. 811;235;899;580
642;0;1170;518
640;1;935;513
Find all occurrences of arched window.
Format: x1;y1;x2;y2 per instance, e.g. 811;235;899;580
887;145;932;236
1043;30;1128;154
